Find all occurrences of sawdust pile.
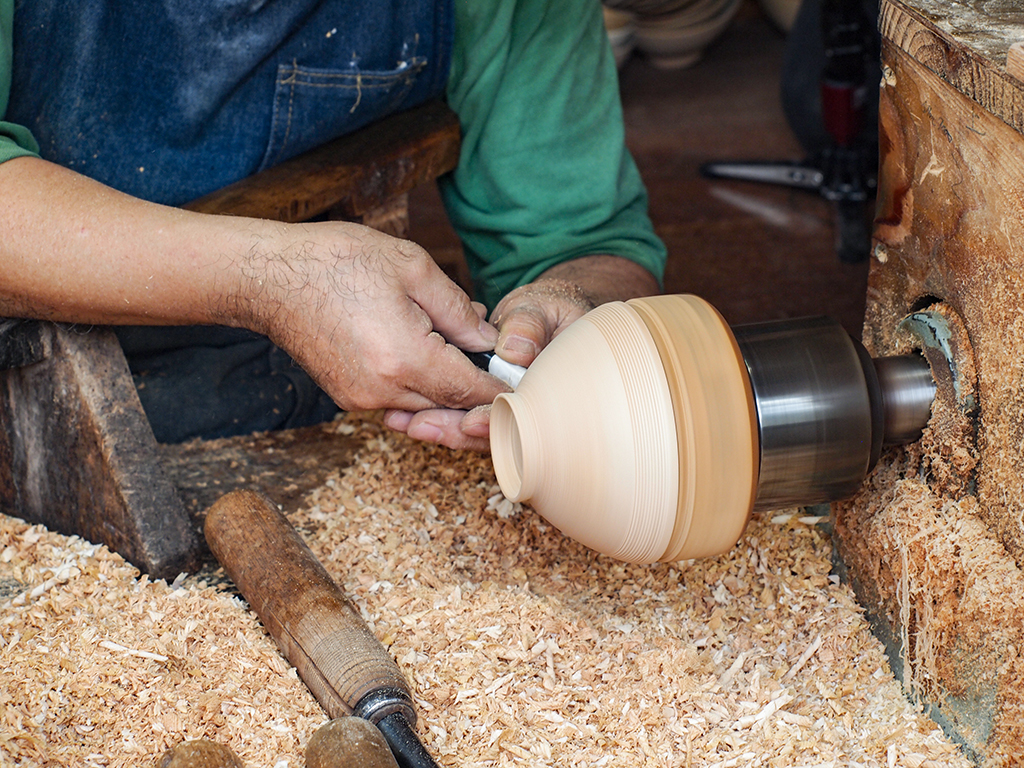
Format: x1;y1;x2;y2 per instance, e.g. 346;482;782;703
2;413;969;767
835;453;1024;763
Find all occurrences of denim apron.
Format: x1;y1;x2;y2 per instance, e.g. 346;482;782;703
7;0;453;441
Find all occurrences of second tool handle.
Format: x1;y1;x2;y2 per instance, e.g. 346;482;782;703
204;489;412;721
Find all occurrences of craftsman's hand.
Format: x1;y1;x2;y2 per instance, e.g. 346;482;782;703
0;158;509;446
241;221;507;416
383;255;660;451
0;156;510;443
382;277;596;451
0;159;653;451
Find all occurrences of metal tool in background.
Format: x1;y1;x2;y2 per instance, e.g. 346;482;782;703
204;490;444;768
701;0;879;263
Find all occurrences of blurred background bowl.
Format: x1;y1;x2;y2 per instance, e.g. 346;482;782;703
630;0;743;69
759;0;801;31
604;6;638;68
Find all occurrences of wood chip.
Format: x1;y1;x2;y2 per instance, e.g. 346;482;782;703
1;412;971;767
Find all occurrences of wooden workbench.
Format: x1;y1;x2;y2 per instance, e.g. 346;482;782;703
833;1;1024;762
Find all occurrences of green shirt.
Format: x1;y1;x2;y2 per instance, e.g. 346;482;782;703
0;0;38;162
442;0;665;307
0;0;665;308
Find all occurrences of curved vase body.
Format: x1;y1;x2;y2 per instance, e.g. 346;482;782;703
490;294;758;564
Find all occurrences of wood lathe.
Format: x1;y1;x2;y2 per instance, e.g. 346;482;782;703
489;293;938;564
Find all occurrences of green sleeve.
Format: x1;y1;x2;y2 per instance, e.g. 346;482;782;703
441;0;666;310
0;0;40;164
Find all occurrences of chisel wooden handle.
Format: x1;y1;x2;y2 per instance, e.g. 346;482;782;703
157;740;244;768
306;718;400;768
203;489;413;723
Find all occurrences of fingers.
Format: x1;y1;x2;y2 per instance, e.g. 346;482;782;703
471;301;488;321
319;336;507;416
384;405;492;452
493;305;546;367
408;262;499;353
460;404;492;438
403;333;510;410
273;226;504;414
490;279;595;367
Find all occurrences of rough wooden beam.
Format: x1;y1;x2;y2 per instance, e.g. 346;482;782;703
878;0;1024;136
0;324;200;579
0;320;51;370
183;100;460;223
834;4;1024;759
1007;41;1024;82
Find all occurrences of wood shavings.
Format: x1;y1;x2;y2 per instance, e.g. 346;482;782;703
486;490;522;520
0;521;323;767
2;412;969;767
836;452;1024;763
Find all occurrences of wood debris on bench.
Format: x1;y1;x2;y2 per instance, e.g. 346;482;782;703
1;412;969;767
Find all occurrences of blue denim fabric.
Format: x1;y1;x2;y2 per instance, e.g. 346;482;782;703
7;0;452;206
7;0;452;441
114;325;342;443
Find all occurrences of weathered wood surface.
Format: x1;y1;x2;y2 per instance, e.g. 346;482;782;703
184;100;460;223
834;2;1024;761
0;324;200;579
0;320;51;370
879;0;1024;134
883;0;1024;65
1008;41;1024;82
159;422;362;521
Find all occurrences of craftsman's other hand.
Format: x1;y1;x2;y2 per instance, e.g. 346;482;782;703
245;221;505;414
489;277;598;367
490;254;660;366
383;403;494;452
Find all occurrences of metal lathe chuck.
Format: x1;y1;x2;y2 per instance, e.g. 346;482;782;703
734;316;935;511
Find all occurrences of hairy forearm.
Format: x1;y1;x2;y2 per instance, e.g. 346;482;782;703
0;156;278;327
536;254;660;306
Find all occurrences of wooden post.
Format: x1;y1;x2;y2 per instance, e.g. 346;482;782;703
833;1;1024;761
0;323;200;578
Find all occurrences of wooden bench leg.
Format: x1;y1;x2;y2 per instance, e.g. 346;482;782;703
0;322;201;579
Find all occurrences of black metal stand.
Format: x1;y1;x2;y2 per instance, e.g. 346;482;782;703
702;0;879;263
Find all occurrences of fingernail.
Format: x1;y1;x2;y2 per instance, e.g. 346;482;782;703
478;317;499;343
462;421;489;438
408;423;443;443
384;411;411;431
499;335;537;359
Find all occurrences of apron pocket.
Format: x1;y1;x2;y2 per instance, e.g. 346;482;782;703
260;57;427;171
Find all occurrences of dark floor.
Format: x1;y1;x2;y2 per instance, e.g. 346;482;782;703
409;1;871;338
